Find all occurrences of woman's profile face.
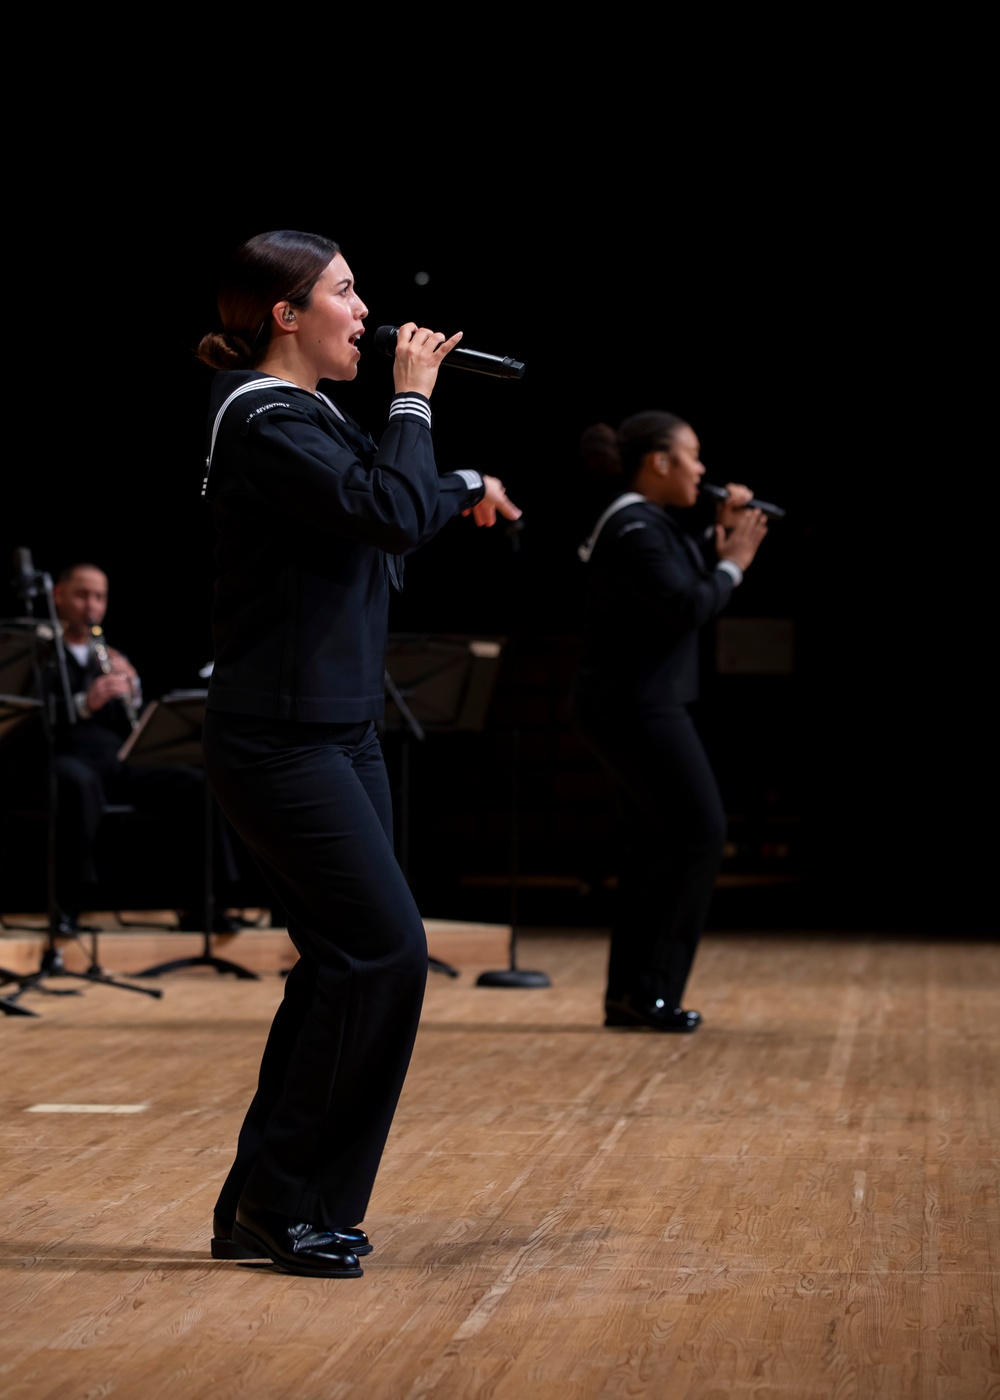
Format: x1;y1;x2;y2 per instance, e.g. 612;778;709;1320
662;424;705;507
293;253;369;382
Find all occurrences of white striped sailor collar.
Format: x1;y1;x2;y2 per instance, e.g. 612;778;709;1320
577;492;660;563
201;374;351;499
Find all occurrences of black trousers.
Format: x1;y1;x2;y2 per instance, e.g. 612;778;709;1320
202;711;428;1231
570;697;726;1011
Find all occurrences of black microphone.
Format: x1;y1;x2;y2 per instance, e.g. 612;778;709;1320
373;324;525;380
12;546;40;600
699;482;786;520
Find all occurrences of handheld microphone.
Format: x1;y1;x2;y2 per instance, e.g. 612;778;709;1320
373;325;525;380
699;482;786;520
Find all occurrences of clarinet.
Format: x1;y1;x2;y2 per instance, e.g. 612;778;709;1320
88;621;141;729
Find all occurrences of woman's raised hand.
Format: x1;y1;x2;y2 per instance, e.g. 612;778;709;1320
716;505;768;571
392;322;463;398
714;481;755;530
463;475;523;528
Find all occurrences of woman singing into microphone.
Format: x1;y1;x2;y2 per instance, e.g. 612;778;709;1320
196;229;521;1278
570;411;769;1033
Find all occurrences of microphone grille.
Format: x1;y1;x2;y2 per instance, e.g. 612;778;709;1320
373;325;398;356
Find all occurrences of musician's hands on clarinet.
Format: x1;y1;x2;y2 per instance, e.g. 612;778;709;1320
82;645;141;715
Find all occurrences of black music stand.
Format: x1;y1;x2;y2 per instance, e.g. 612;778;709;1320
383;634;507;978
0;638;47;1015
0;618;163;1014
119;690;258;980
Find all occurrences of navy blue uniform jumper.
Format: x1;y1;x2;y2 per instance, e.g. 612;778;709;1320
570;496;737;1013
201;371;484;1231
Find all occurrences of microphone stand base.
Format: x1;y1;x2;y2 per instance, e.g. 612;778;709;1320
475;968;551;988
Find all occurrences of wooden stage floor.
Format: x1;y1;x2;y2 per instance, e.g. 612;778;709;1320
1;919;998;1399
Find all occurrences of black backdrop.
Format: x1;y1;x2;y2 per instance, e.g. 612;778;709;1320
2;132;992;937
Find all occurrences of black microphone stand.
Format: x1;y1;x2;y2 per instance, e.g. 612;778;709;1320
383;667;458;978
476;521;550;989
1;555;162;1013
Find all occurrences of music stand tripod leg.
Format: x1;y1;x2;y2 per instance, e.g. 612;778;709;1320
1;968;42;1015
134;783;259;980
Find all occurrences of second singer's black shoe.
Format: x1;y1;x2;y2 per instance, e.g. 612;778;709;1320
604;995;702;1032
231;1204;365;1276
211;1210;371;1260
177;911;251;934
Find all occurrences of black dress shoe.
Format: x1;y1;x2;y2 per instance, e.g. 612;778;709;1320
604;995;702;1032
211;1210;371;1260
213;913;246;934
231;1205;365;1277
177;911;249;934
211;1211;267;1260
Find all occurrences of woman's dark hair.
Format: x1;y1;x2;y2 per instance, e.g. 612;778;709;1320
580;411;688;485
196;230;340;371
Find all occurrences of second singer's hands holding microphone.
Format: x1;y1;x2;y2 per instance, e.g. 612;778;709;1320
392;321;523;529
714;481;769;572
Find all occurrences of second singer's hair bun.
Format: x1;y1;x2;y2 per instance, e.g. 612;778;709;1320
579;422;622;478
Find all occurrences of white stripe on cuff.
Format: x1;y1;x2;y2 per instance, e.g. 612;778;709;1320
389;395;432;428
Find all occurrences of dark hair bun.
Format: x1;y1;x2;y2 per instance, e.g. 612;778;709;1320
195;330;256;372
579;422;621;478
